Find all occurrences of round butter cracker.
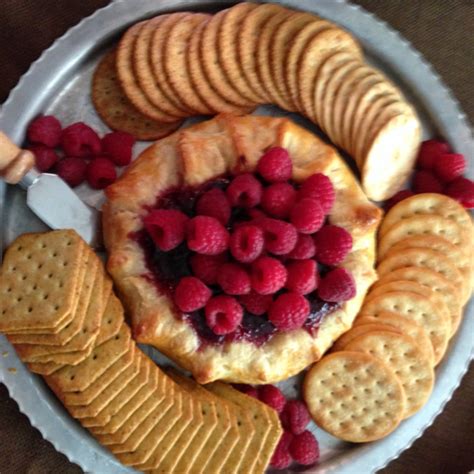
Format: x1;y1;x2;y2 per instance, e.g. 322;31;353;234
304;351;405;442
345;331;434;418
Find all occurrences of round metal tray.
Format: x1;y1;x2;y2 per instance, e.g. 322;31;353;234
0;1;472;473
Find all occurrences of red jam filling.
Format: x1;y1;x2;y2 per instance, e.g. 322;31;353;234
132;174;340;349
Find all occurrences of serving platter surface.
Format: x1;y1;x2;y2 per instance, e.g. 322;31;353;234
0;1;472;473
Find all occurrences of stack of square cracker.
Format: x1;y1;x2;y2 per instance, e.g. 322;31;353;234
0;229;282;472
303;193;473;442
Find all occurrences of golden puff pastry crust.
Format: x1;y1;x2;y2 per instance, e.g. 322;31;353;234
103;114;382;384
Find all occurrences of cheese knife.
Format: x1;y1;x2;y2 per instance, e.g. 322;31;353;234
0;131;101;247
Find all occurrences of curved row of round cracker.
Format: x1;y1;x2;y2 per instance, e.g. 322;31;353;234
201;9;256;108
101;4;420;202
238;3;283;103
354;312;435;366
164;12;214;115
92;50;182;140
218;3;262;104
151;13;205;116
344;330;434;418
188;20;251;114
372;266;462;337
378;193;473;302
135;16;191;118
297;28;363;119
365;280;451;339
360;290;450;365
255;6;292;109
303;351;406;442
283;15;333;111
271;11;325;111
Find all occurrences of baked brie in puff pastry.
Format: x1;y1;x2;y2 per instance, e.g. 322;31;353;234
103;115;382;384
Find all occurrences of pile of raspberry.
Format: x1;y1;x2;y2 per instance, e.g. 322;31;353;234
26;115;136;189
386;139;473;210
235;383;319;469
144;147;355;337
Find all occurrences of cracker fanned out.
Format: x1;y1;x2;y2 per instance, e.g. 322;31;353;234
103;114;382;384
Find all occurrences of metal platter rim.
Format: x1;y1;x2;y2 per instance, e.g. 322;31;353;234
0;1;472;473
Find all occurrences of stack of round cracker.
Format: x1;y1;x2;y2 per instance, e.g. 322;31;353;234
92;2;421;200
303;193;473;442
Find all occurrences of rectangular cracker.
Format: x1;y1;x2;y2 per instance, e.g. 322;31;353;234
94;288;122;346
80;351;150;427
197;402;238;473
43;322;131;393
206;382;282;474
94;366;167;445
135;392;200;470
23;340;95;366
62;344;135;406
0;230;86;333
28;360;65;376
67;346;141;419
118;388;193;467
7;250;94;345
12;260;102;361
90;358;160;436
108;380;177;453
153;370;218;474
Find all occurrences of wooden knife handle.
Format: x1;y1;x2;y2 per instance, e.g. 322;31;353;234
0;131;35;184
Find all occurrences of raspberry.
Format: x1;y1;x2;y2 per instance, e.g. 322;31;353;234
226;173;263;208
233;384;259;398
285;259;318;294
101;131;136;166
258;385;286;413
61;122;101;157
261;183;297;218
55;157;87;187
205;295;243;335
239;292;273;315
290;198;324;234
412;170;443;193
86;157;117;189
285;234;316;260
268;292;310;331
196;188;231;225
257;147;292;183
417;139;450;170
143;209;189;251
313;225;353;265
27;115;62;147
445;177;474;208
217;263;251;295
318;267;356;302
250;256;287;295
280;400;311;435
241;387;258;398
187;216;229;255
247;208;266;220
384;190;414;211
289;430;320;465
29;145;59;172
298;173;335;214
174;276;211;312
434;153;466;183
230;225;264;263
270;432;293;469
190;253;227;285
258;217;298;255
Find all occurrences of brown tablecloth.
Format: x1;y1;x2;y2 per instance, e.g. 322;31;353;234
0;1;473;473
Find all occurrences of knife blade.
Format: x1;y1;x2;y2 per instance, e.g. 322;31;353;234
0;131;101;248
